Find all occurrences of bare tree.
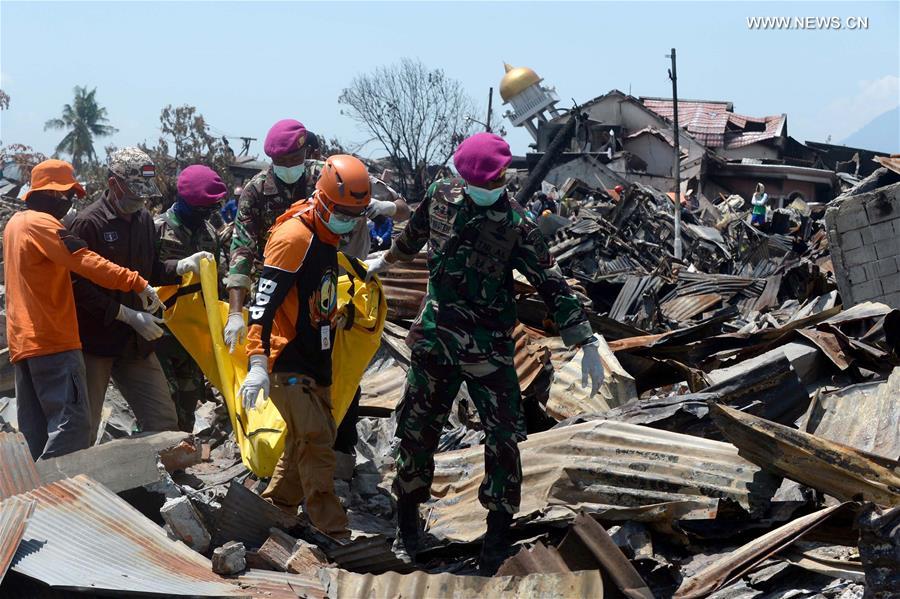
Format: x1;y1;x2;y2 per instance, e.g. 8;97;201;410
339;58;478;200
140;104;235;212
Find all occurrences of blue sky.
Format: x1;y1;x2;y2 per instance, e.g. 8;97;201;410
2;1;898;161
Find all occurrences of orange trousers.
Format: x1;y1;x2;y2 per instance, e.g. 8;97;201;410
261;373;349;537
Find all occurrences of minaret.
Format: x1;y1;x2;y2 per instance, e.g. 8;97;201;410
500;63;561;141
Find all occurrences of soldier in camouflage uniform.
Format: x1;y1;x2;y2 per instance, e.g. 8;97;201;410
366;133;606;575
223;119;409;356
155;165;227;431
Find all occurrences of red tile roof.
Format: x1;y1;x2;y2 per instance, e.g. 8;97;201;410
640;99;784;149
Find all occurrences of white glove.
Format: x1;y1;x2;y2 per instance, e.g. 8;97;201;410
116;304;165;341
224;312;247;353
364;255;393;282
240;354;270;412
366;199;398;219
137;285;162;314
176;251;214;276
580;340;605;397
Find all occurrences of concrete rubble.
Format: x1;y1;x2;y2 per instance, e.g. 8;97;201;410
2;85;899;599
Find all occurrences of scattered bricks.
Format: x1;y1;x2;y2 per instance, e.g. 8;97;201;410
258;528;328;575
844;245;877;268
853;279;884;302
212;541;246;575
875;237;900;260
875;257;899;278
840;229;863;251
870;220;898;242
834;205;869;232
159;439;202;473
160;496;211;553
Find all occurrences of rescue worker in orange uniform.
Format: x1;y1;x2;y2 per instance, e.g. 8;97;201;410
4;160;161;459
239;155;372;538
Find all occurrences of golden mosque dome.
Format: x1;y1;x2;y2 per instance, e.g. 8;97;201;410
499;63;542;102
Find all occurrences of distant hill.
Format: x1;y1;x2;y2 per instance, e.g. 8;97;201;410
841;106;899;153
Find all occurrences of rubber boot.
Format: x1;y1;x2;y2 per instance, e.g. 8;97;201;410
392;496;420;564
478;510;514;576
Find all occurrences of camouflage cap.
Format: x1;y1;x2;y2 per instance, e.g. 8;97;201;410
108;147;161;198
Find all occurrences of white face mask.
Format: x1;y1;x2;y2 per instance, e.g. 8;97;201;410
273;164;306;184
466;184;506;207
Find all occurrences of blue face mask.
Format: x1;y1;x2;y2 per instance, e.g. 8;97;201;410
320;201;361;234
467;184;506;207
273;164;306;184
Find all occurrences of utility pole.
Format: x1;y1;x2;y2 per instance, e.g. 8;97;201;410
486;87;493;132
667;48;683;260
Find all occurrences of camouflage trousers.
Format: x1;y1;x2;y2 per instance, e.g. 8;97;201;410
393;354;526;514
156;335;205;433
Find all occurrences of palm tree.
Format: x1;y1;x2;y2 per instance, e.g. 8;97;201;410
44;86;118;170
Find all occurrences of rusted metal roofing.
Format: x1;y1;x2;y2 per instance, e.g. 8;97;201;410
660;293;722;322
425;419;780;543
875;155;900;176
359;359;407;415
236;569;326;599
711;403;900;506
378;255;428;320
802;370;900;460
675;503;851;598
640;98;785;149
0;432;40;500
497;541;571;577
558;513;653;599
322;568;605;599
11;475;245;596
0;497;34;583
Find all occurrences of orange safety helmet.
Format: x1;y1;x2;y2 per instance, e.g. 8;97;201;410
315;155;371;208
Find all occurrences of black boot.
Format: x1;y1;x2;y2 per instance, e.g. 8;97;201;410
478;510;514;576
392;496;420;564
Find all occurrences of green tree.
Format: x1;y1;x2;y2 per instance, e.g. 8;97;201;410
44;86;118;170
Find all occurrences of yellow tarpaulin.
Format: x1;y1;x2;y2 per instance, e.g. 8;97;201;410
157;255;385;477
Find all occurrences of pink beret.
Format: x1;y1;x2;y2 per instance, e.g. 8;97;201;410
264;119;308;158
453;132;512;186
177;165;227;207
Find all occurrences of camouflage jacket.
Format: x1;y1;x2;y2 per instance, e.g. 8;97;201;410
154;207;220;262
226;160;324;290
392;177;592;365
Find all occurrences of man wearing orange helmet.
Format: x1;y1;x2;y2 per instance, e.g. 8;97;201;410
238;155;372;538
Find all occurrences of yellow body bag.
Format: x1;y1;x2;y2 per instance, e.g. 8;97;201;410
157;254;385;477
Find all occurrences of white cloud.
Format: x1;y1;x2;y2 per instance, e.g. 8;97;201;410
817;75;899;141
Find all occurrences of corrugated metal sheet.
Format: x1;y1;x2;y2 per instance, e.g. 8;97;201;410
0;432;41;500
12;475;245;596
325;535;413;574
379;255;428;320
322;568;605;599
711;403;900;506
212;481;302;549
359;360;407;415
236;569;326;599
641;99;784;149
801;370;900;459
545;336;637;420
875;155;900;175
425;419;780;543
660;293;722;322
0;497;34;583
496;542;571;577
675;503;850;598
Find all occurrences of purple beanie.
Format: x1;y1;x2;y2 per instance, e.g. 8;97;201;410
177;165;227;207
264;119;308;158
453;132;512;186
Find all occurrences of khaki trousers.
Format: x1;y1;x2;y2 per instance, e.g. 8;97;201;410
262;373;349;537
84;350;178;443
